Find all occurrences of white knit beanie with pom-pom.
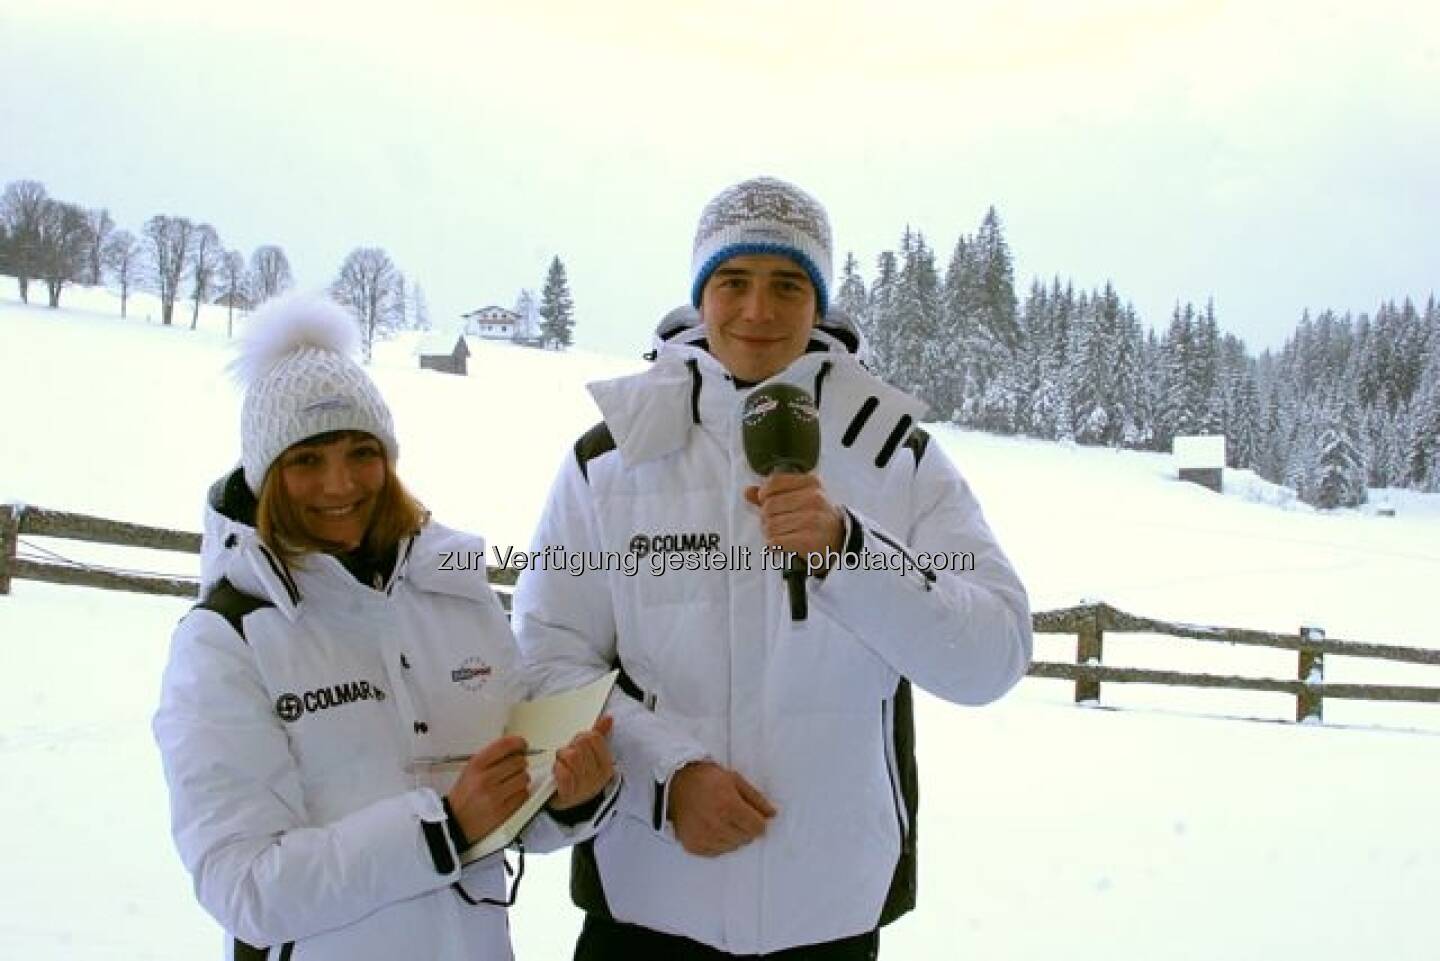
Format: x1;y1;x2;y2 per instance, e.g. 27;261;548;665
232;292;398;494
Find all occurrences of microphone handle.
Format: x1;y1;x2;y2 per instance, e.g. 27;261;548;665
784;565;808;621
771;465;810;622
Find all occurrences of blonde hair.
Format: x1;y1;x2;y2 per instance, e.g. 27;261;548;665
256;431;427;564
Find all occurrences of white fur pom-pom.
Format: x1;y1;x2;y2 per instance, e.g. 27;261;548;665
230;292;361;386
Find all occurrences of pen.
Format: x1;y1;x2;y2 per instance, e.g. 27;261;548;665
406;748;550;771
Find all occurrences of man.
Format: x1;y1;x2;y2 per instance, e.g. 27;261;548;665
514;176;1031;959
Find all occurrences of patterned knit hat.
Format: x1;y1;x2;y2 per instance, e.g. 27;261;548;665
690;176;833;315
231;292;398;495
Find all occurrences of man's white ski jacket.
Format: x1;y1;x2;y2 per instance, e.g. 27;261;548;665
154;474;616;960
513;327;1032;955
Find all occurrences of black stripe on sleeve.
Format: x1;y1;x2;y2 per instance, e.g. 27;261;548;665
423;818;458;875
841;397;879;447
875;415;914;468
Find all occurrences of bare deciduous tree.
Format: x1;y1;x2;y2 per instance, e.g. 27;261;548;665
103;229;140;318
189;223;221;330
36;199;92;308
218;248;248;337
249;245;293;303
1;180;49;303
393;272;409;330
332;247;402;362
143;214;195;325
84;208;114;286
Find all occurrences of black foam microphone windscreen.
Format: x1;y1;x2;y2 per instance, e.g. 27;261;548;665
741;383;820;476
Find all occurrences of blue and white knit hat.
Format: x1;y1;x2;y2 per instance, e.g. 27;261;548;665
690;176;832;315
231;292;398;494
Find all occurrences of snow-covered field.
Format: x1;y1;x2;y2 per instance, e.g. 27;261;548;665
2;286;1438;960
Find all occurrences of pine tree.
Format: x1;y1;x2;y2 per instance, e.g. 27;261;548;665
834;252;870;350
940;234;979;422
890;231;944;411
866;250;901;382
1307;397;1368;508
974;207;1020;352
944;208;1020;429
539;256;576;349
1157;304;1195;447
1407;355;1440;491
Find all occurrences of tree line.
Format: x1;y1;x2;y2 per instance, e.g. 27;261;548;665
0;178;434;358
1;177;582;357
839;209;1439;507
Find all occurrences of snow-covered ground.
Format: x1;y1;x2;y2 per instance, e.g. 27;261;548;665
2;286;1438;960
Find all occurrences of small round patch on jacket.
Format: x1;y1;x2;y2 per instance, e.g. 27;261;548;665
276;693;303;722
450;657;493;691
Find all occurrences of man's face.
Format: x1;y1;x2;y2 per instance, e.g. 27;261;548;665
699;254;818;382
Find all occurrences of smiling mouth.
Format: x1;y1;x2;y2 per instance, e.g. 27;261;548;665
312;502;364;518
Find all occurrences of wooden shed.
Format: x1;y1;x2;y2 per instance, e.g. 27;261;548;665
418;329;470;376
1173;435;1226;492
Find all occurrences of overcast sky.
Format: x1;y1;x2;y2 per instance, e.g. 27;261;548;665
3;0;1436;359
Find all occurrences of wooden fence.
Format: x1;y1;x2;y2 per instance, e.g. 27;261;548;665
4;503;1438;724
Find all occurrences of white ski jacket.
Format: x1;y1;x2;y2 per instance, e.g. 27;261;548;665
155;474;617;961
512;326;1032;954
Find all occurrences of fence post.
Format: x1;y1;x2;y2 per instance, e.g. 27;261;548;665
1297;625;1325;723
0;504;18;596
1076;608;1104;704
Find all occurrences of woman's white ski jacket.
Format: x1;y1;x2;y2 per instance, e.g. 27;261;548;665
154;476;616;960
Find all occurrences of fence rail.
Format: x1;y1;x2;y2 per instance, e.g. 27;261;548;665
4;503;1437;723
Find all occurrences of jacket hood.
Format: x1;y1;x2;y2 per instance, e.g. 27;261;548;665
200;466;258;595
591;310;925;471
647;304;872;368
198;465;496;619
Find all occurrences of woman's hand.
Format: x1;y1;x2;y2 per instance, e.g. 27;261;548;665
445;734;531;843
548;715;615;812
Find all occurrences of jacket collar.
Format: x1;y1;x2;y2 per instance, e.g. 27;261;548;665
199;467;493;621
586;330;927;470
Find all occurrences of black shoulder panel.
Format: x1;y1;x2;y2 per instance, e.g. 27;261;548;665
903;426;931;467
573;422;617;483
208;466;258;527
194;577;273;642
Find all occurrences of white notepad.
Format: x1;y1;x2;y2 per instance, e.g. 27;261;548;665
460;670;618;862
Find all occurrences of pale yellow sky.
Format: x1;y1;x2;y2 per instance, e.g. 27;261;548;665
3;0;1437;354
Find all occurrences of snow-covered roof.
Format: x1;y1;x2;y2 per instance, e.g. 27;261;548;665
1173;434;1227;469
462;305;519;321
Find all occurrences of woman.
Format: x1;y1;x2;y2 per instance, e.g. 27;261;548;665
154;293;617;961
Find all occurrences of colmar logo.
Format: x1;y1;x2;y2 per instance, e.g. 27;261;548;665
627;531;722;557
274;680;386;722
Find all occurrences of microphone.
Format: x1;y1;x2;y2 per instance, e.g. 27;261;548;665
741;383;820;621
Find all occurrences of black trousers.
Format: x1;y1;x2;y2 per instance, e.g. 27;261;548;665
574;915;880;961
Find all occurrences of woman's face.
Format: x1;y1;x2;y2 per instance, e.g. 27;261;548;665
277;432;387;552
